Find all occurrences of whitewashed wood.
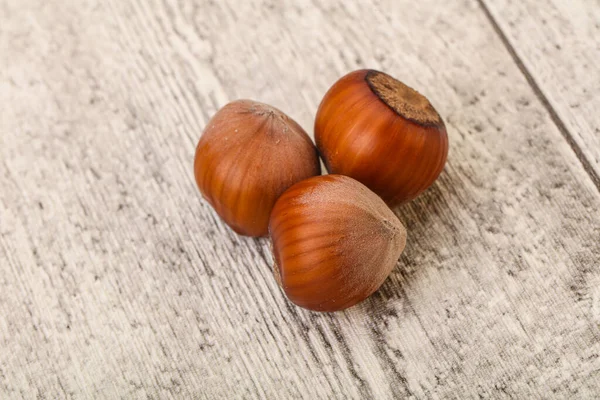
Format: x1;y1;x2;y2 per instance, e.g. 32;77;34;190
1;0;599;398
481;0;600;186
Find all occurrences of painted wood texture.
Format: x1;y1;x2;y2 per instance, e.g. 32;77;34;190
481;0;600;186
1;0;599;398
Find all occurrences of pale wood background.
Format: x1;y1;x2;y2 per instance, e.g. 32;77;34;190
1;0;599;398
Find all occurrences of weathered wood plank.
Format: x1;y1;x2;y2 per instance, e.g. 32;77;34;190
1;0;599;398
481;0;600;187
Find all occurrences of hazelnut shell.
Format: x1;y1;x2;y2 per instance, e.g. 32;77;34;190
194;100;321;237
269;174;407;312
315;69;448;206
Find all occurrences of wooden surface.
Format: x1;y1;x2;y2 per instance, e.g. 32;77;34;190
481;0;600;187
1;0;599;398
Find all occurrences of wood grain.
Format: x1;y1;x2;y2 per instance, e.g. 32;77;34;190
1;0;599;398
481;0;600;187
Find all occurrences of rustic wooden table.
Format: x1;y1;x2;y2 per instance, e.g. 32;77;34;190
2;0;599;398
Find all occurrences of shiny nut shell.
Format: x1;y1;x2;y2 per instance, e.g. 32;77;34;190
315;69;448;206
269;175;407;311
194;100;321;237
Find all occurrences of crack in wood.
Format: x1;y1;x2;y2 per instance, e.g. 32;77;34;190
477;0;600;193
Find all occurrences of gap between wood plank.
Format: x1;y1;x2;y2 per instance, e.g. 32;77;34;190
477;0;600;193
